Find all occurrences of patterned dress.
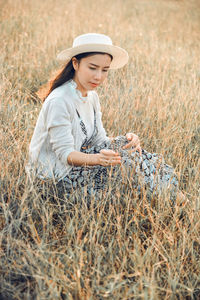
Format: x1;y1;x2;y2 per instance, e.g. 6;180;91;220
56;107;179;204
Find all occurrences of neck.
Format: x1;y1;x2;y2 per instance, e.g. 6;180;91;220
73;76;88;97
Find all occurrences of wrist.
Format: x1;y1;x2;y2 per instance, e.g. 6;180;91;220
94;153;101;165
84;153;101;166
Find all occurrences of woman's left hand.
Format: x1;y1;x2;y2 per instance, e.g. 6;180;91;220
123;132;142;155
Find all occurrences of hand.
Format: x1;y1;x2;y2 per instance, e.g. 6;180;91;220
123;132;142;155
98;149;121;166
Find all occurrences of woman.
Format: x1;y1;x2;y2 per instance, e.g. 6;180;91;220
26;33;180;202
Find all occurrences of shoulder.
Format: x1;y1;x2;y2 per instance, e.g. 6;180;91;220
45;82;72;102
43;82;75;110
38;84;76;122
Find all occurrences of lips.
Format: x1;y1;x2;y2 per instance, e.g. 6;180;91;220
90;82;99;87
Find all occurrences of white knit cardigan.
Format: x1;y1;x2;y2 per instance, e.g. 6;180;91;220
26;80;109;180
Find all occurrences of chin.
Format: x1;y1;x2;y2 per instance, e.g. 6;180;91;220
87;85;95;91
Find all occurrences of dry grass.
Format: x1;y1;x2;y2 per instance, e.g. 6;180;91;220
0;0;200;299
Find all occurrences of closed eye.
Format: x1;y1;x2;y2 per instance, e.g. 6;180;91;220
89;67;108;72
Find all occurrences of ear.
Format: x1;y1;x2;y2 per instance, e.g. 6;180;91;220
72;57;78;71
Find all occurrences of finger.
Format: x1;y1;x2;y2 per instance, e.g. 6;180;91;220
100;149;117;155
126;133;139;140
100;149;119;156
108;158;121;166
126;133;133;140
126;145;142;156
132;145;142;155
123;139;140;150
123;141;133;149
101;156;121;166
100;154;121;163
136;146;142;156
108;156;121;163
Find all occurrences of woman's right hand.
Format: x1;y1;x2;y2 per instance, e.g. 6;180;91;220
98;149;121;166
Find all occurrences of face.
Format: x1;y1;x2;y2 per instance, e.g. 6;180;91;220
72;54;112;96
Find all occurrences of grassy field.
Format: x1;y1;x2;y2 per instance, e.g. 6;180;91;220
0;0;200;299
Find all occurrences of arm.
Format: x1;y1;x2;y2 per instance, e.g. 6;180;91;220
67;149;121;167
46;98;121;168
67;151;100;166
46;98;75;165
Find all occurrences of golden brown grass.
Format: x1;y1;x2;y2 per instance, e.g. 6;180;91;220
0;0;200;299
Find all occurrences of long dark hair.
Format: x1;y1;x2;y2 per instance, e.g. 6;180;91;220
44;52;113;100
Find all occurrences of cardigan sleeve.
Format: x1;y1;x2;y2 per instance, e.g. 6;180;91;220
45;98;75;165
91;92;110;146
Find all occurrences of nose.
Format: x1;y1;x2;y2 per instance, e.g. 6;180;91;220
94;70;102;81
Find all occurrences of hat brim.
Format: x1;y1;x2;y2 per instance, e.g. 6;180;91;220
57;44;129;69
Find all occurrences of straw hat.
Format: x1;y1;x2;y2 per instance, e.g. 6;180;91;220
57;33;129;69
